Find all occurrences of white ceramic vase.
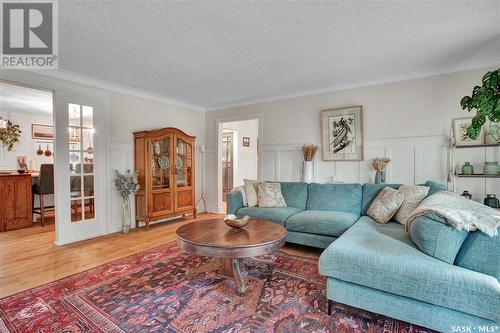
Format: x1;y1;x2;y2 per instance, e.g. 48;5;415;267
302;161;313;183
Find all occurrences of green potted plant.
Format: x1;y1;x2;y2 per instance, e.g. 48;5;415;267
460;68;500;140
0;118;22;151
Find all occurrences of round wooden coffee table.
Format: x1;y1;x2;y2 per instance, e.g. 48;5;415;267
176;218;287;294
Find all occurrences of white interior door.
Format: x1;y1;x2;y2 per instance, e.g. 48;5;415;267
54;92;106;244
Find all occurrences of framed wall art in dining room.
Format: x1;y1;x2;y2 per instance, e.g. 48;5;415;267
32;124;54;140
321;105;363;161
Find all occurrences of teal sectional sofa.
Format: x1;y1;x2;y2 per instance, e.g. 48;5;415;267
227;182;500;332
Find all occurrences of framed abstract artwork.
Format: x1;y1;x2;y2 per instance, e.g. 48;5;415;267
453;117;484;146
321;106;363;161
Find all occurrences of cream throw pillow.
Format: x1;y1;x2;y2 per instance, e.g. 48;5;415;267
367;187;405;224
243;179;261;207
394;184;430;226
257;182;287;208
233;185;248;206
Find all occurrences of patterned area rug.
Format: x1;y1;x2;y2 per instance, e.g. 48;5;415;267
0;242;434;333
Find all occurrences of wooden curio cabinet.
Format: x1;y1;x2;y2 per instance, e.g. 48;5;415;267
134;127;196;228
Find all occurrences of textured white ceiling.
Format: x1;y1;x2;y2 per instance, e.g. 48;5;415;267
0;82;52;116
58;1;500;111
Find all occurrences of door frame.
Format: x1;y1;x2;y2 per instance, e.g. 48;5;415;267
0;73;111;245
216;113;263;214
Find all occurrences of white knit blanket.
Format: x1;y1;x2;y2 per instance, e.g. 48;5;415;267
406;190;500;237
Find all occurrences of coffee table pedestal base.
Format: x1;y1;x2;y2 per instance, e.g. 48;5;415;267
185;257;275;295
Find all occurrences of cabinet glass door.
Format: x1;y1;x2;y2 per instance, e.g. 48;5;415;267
175;138;192;188
151;137;171;189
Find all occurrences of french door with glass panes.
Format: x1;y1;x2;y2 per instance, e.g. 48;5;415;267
54;92;105;244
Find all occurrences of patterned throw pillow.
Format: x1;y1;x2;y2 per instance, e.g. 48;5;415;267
257;182;287;208
367;187;405;224
244;179;261;207
394;184;430;226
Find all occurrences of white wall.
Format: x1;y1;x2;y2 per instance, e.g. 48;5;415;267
223;119;258;187
1;70;205;237
205;67;500;208
0;112;54;170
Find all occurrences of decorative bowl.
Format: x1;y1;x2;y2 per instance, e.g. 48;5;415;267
224;214;251;229
16;169;26;174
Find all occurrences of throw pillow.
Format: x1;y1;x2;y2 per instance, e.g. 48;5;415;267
367;187;405;224
233;185;248;206
244;179;261;207
257;182;287;208
394;184;430;226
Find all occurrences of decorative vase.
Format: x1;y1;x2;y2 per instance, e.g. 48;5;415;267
461;162;474;175
121;195;131;233
374;171;386;184
484;194;499;208
302;161;313;183
461;191;472;200
483;162;499;175
485;123;500;144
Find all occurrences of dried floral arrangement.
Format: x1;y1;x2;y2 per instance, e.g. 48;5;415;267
302;144;319;161
372;158;391;172
113;169;140;198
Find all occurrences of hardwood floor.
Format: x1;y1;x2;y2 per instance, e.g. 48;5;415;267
0;213;322;298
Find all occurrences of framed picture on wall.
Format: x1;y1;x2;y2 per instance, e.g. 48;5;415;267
32;124;53;140
453;117;484;146
321;106;363;161
242;137;250;147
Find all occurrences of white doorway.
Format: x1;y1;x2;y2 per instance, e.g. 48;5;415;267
54;92;106;244
217;117;260;214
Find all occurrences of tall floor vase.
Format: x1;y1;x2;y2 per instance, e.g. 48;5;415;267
303;161;313;183
121;195;131;234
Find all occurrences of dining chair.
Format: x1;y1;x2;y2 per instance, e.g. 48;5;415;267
32;164;54;226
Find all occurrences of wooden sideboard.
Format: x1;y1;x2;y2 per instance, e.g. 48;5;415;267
0;174;33;231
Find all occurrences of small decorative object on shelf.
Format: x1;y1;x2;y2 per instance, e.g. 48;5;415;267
302;144;319;183
224;214;251;230
484;194;500;208
485;123;500;144
461;162;474;175
113;169;140;234
483;161;499;175
372;158;390;184
461;191;472;200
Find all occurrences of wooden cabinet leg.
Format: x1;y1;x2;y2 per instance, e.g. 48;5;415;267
146;220;150;230
193;208;197;219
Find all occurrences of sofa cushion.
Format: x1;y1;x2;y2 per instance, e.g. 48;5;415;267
279;182;308;210
455;229;500;280
361;183;401;215
409;212;468;264
424;180;448;196
367;187;404;224
286;210;359;237
306;183;362;215
235;207;302;225
319;216;500;321
394;184;430;226
257;182;287;207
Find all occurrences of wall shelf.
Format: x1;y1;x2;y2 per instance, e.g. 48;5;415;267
454;143;499;149
455;174;500;178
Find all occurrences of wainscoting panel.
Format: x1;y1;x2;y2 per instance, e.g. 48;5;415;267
260;136;449;185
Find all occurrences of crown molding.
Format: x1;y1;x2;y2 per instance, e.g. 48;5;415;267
205;58;500;112
26;69;206;112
